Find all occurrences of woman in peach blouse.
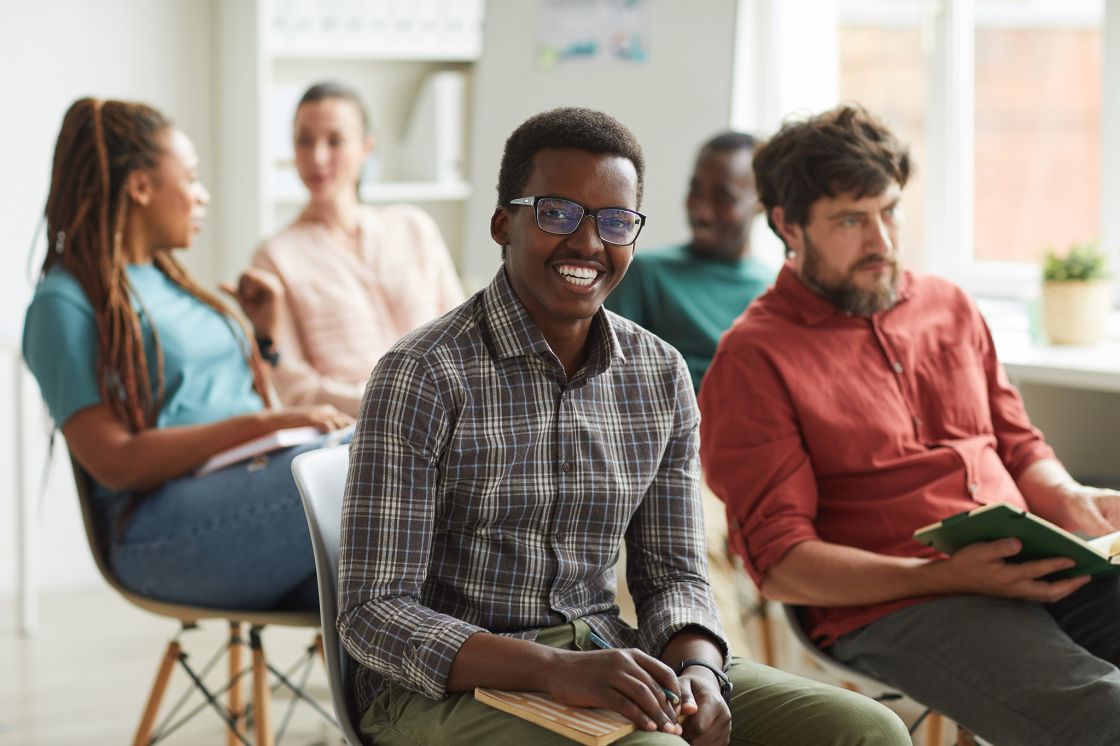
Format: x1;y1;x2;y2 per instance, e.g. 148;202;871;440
252;81;464;415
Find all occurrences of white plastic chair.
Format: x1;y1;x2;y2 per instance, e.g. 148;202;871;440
291;445;364;746
782;605;977;745
70;454;326;746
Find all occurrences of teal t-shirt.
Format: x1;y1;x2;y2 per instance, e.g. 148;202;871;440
605;244;775;391
23;264;264;432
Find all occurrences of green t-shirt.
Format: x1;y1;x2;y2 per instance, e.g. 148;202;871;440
23;263;264;431
606;244;775;391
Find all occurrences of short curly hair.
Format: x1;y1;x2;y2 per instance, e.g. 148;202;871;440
496;107;645;208
753;105;910;242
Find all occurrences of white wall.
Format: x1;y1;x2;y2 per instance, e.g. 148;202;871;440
1018;384;1120;487
460;0;742;287
0;0;217;599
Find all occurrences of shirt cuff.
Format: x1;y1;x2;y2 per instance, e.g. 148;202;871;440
742;518;819;588
1005;442;1059;482
403;616;485;700
639;601;730;668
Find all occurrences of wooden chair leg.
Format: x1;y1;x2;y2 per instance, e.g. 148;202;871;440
133;640;180;746
228;622;244;746
250;627;274;746
757;600;777;668
313;632;325;663
925;711;943;746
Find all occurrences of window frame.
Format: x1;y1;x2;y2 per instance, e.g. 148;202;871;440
928;0;1116;303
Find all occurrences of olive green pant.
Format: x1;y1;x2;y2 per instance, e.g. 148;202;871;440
360;620;909;745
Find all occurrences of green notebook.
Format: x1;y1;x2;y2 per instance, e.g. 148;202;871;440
913;502;1120;579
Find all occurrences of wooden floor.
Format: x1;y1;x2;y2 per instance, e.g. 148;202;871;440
0;586;344;745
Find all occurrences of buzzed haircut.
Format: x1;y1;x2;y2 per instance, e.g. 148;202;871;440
753;105;910;240
700;131;759;154
496;107;645;208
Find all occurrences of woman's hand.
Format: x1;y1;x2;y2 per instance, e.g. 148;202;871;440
220;268;284;339
64;403;351;492
269;404;354;433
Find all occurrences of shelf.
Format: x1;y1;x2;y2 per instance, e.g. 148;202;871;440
271;177;472;205
993;332;1120;394
266;0;484;62
359;181;473;203
268;48;481;63
980;298;1120;394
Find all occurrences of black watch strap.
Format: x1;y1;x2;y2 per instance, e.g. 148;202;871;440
255;336;280;367
675;658;732;701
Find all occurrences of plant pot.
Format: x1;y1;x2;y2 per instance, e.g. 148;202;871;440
1040;279;1111;345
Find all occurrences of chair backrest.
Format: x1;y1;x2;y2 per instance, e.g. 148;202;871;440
782;604;899;699
292;444;363;746
70;451;321;627
70;454;130;594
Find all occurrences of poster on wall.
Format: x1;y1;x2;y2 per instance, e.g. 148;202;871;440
537;0;650;68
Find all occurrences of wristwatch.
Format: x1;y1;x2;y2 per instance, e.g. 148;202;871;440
675;658;733;702
255;336;280;367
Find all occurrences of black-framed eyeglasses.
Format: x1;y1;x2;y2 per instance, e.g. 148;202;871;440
509;196;646;247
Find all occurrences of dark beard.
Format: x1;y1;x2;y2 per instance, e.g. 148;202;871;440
801;234;899;316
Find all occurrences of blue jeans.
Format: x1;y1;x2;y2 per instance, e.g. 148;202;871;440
111;434;345;611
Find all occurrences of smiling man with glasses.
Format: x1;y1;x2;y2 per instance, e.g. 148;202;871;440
337;106;908;746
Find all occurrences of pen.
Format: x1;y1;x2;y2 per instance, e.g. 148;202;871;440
586;630;682;705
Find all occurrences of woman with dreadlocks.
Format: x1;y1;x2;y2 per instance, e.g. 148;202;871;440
22;98;352;610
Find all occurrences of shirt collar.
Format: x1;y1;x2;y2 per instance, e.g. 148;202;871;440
774;262;915;326
480;268;625;377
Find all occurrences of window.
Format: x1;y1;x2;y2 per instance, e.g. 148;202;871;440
973;6;1101;266
838;1;928;270
834;0;1116;302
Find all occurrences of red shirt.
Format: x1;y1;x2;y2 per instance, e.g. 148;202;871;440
699;265;1056;646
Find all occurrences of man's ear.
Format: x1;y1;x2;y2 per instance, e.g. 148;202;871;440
126;169;153;207
770;206;800;248
490;206;511;247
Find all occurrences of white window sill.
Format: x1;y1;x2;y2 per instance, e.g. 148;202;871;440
977;298;1120;394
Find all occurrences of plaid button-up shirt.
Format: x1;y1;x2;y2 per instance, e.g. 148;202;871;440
338;268;726;704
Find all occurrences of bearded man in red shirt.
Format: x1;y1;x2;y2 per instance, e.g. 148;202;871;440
700;104;1120;746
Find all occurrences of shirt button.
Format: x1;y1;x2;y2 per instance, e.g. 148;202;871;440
968;482;979;496
892;361;904;374
561;462;573;473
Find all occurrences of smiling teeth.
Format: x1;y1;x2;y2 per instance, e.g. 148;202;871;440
557;265;597;286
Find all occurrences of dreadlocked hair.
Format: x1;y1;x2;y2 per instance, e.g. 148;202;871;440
41;98;271;432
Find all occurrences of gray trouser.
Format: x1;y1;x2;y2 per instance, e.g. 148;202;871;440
831;579;1120;746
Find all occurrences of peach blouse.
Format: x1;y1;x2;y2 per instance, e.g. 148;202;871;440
252;204;464;415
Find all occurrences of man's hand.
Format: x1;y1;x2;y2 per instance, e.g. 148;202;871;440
220;268;284;339
548;648;683;735
1047;484;1120;537
1018;459;1120;537
928;538;1091;602
677;667;731;746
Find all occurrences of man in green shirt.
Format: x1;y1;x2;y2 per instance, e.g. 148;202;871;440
607;132;776;663
607;132;774;392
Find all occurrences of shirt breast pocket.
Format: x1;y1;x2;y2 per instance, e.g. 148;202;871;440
916;343;990;437
438;422;544;530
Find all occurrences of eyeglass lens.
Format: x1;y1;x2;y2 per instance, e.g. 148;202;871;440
535;197;641;245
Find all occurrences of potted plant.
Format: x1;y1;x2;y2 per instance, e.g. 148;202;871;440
1040;241;1112;345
